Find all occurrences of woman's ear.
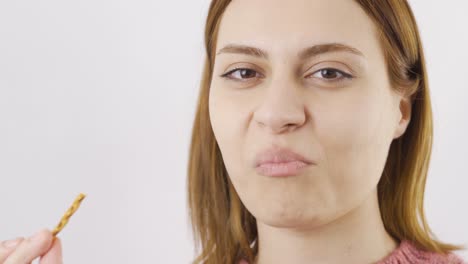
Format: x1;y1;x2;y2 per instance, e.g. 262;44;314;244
393;95;412;139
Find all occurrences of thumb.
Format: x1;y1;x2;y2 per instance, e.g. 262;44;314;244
40;237;63;264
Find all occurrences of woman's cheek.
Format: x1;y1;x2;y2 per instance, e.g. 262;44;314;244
315;106;361;147
211;91;256;133
209;93;249;165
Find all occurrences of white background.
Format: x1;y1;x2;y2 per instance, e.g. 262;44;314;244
0;0;466;263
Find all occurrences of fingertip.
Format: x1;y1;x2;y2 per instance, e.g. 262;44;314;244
27;228;55;255
40;228;54;237
52;236;62;246
29;228;51;241
40;236;63;264
50;236;62;250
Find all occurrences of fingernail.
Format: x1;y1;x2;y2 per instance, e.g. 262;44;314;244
2;238;22;248
29;229;45;241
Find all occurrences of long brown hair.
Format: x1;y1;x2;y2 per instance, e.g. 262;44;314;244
187;1;466;263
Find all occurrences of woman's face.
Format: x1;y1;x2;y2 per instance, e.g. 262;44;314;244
209;0;411;228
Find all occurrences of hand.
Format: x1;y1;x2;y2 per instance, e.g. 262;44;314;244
0;228;62;264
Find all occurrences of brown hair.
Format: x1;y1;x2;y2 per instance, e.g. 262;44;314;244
187;1;466;263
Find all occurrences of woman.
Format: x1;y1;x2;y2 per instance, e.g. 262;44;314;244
0;1;465;264
187;0;466;263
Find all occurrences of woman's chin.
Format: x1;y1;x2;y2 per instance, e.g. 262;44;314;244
255;207;324;229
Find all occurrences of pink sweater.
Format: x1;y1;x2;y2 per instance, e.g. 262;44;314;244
239;240;467;264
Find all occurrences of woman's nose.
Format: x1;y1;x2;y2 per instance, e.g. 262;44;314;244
253;81;306;134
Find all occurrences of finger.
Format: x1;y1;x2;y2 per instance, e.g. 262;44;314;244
0;237;25;263
4;229;53;264
39;237;62;264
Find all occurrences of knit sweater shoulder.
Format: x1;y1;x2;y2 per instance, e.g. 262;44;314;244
238;240;467;264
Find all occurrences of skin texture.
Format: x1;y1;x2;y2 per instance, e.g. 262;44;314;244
208;0;412;263
0;229;63;264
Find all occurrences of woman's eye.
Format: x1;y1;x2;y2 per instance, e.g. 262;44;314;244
309;68;353;81
220;68;260;81
219;67;353;83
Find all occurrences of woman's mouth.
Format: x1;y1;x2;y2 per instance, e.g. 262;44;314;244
255;160;311;177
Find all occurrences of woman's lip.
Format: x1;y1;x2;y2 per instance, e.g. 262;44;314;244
254;147;315;168
255;160;311;177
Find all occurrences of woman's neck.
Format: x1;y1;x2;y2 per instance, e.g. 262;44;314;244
253;189;398;264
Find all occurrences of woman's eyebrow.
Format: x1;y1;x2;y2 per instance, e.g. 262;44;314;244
216;43;365;60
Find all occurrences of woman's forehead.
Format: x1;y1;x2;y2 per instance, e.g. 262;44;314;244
216;0;379;58
223;0;369;24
